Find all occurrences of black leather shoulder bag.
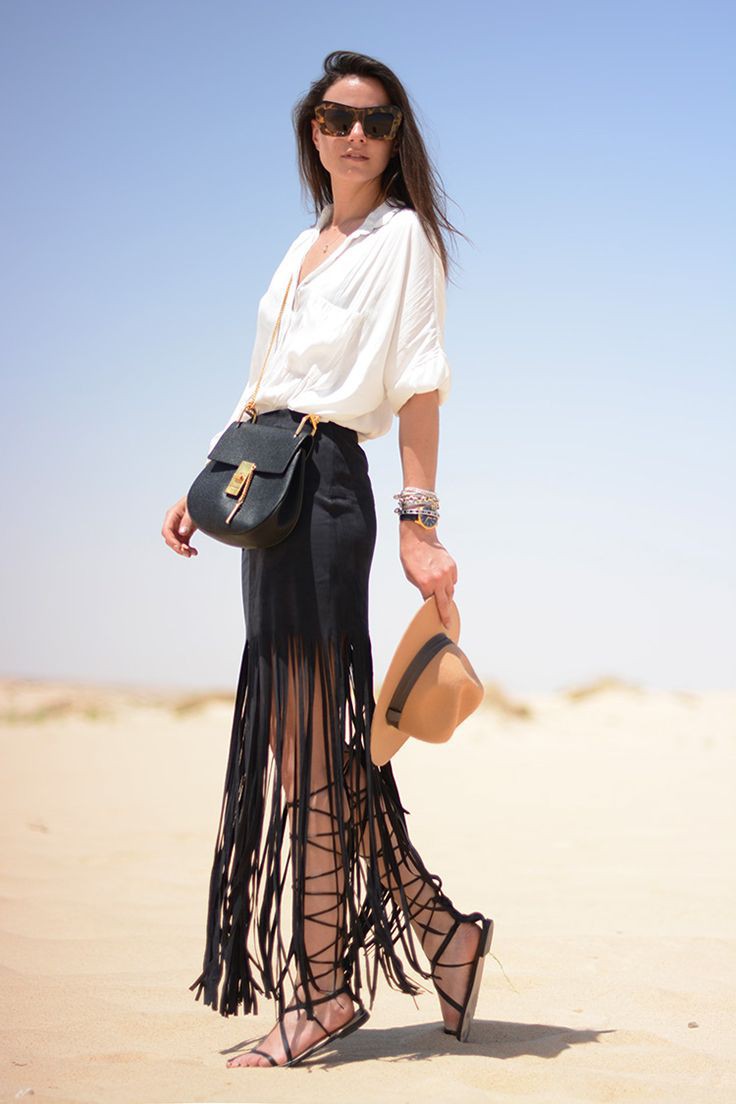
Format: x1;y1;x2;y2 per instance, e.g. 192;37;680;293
186;273;320;549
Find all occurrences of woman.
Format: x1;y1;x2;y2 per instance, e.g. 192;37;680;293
161;50;492;1069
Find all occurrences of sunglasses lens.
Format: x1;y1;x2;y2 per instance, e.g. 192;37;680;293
363;110;395;139
322;106;353;136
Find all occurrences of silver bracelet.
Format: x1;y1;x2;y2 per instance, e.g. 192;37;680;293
394;486;438;499
393;489;439;506
394;506;440;519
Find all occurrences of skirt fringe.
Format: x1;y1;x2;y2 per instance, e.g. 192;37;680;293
188;626;451;1021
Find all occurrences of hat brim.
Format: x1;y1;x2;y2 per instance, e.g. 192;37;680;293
370;595;461;766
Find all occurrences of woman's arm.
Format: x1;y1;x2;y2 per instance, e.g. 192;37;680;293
397;389;457;629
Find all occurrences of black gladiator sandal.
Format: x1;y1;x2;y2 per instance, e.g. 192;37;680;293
341;750;495;1044
245;983;370;1068
374;818;494;1043
244;780;370;1068
429;914;494;1042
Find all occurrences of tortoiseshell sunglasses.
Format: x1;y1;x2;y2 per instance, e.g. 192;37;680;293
314;100;403;140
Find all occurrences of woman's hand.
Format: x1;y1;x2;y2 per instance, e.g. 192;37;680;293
399;521;457;629
162;495;199;558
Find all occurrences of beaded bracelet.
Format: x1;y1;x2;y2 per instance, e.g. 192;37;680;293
393;488;439;507
395;486;438;499
395;507;440;521
393;485;440;526
396;495;439;508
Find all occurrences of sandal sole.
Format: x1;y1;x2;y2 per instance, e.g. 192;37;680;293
443;917;494;1042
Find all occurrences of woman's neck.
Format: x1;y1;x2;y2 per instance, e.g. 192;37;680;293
328;187;383;229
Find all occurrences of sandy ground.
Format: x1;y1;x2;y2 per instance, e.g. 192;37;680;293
1;674;735;1104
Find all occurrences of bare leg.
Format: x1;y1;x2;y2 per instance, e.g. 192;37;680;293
225;638;483;1068
228;641;356;1068
342;744;485;1034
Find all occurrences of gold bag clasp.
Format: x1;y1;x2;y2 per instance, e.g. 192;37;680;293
224;461;256;525
225;460;256;498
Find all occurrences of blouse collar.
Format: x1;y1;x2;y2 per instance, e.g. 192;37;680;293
315;199;402;238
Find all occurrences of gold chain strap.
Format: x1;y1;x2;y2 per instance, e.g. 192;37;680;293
238;274;294;423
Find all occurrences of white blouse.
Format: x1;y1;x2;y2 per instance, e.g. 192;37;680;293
207;199;451;450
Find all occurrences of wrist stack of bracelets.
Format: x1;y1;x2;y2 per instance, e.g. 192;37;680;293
393;486;440;530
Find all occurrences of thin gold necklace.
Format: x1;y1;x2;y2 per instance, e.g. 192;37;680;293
318;199;378;255
320;225;341;253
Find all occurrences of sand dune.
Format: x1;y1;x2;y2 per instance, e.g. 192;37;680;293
1;675;735;1103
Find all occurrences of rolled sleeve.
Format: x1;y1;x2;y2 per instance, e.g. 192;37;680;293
384;216;452;416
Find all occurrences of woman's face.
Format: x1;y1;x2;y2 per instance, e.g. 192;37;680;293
311;75;397;192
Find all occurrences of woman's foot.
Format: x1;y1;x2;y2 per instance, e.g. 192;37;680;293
427;918;483;1035
225;990;358;1068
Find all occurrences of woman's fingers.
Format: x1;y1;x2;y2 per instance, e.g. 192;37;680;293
180;507;198;539
178;507;199;556
162;498;199;557
433;587;453;630
424;575;454;630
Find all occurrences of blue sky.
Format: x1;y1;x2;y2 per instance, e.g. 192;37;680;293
1;0;734;695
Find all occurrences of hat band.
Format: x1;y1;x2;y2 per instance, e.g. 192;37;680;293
385;632;452;727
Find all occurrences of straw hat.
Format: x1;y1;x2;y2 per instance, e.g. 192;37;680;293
370;595;485;766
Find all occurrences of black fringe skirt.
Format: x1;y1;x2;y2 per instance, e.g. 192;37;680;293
189;407;476;1022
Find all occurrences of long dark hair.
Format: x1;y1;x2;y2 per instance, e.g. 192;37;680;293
293;50;469;284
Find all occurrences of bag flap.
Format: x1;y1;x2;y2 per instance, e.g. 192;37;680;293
207;420;307;475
